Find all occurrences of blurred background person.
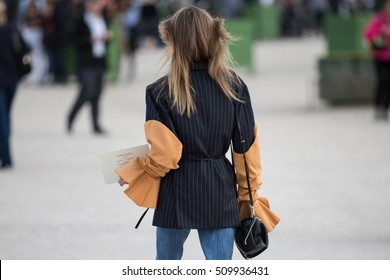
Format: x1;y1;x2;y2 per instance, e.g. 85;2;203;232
122;0;140;81
67;0;111;134
41;0;56;83
104;0;123;82
355;0;375;12
260;0;275;6
138;0;160;48
329;0;356;16
44;0;75;84
280;0;304;37
214;0;243;19
0;0;29;169
19;0;46;85
309;0;327;35
328;0;342;14
364;0;390;121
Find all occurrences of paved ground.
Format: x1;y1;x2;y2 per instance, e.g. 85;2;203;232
1;37;390;260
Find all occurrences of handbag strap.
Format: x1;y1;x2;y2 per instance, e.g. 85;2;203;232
234;102;255;216
231;148;239;199
135;208;149;229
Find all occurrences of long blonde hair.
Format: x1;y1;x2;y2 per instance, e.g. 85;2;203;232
159;6;241;117
0;0;7;27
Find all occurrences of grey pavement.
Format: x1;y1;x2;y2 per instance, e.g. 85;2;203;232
1;37;390;260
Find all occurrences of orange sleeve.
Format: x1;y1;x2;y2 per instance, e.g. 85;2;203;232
115;120;183;208
233;124;281;232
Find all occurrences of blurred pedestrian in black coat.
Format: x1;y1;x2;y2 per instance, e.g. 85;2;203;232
138;0;161;47
49;0;77;83
0;0;29;169
67;0;111;134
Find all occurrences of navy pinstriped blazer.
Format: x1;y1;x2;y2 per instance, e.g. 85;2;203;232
146;61;255;229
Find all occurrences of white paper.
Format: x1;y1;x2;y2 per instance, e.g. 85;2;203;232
97;144;149;184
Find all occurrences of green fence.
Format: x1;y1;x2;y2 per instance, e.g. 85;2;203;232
319;13;375;104
63;43;76;77
243;4;281;40
318;55;375;104
106;17;122;82
225;19;255;70
324;13;371;55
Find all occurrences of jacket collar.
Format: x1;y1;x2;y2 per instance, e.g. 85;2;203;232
190;60;208;71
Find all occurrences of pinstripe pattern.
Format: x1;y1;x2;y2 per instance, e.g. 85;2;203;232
146;61;255;229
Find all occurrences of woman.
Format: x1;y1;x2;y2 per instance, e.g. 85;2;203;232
0;0;28;169
67;0;110;134
123;0;140;81
364;0;390;121
116;6;279;260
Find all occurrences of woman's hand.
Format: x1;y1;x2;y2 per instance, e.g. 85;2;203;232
91;32;112;43
118;177;127;186
103;31;112;41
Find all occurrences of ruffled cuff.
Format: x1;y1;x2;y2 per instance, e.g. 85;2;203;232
115;120;183;208
115;158;160;208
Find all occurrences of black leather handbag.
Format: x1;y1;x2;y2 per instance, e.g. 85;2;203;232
233;105;269;259
11;25;32;78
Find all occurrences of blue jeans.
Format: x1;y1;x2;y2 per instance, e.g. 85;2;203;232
156;227;235;260
0;84;16;167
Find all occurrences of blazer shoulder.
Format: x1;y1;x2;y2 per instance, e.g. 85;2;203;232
146;75;169;101
146;75;167;91
228;71;250;101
